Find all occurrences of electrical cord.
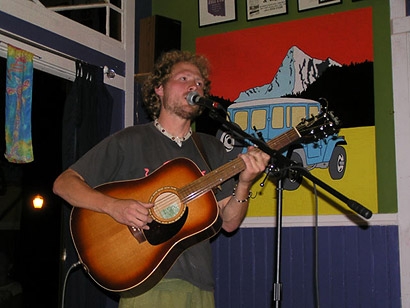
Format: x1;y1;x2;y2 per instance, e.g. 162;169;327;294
61;261;82;308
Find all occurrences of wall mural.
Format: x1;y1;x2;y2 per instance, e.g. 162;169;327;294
196;7;377;217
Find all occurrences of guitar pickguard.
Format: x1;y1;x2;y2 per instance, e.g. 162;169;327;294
143;209;188;245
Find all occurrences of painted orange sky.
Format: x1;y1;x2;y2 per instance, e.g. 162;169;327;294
196;7;373;101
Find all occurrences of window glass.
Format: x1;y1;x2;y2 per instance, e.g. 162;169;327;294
234;111;249;131
42;0;122;41
271;106;284;129
308;105;320;117
251;109;267;130
291;106;306;127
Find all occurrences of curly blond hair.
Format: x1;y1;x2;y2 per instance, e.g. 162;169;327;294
142;50;211;119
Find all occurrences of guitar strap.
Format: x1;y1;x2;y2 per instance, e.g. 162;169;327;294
192;132;222;192
192;132;211;170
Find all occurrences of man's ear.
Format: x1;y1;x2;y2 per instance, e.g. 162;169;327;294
155;85;163;98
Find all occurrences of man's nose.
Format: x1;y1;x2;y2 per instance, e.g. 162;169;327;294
188;81;198;92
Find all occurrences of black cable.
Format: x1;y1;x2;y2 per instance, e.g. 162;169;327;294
61;261;82;308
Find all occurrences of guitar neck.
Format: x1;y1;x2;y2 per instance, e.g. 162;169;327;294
179;127;301;201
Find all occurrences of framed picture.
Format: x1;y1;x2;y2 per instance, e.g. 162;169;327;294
298;0;342;12
198;0;237;27
247;0;287;21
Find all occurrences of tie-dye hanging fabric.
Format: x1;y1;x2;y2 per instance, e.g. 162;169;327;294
4;45;34;163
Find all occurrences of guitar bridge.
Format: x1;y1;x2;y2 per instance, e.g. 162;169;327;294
128;226;146;243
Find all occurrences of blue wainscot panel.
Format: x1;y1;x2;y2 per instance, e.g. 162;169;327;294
212;225;401;308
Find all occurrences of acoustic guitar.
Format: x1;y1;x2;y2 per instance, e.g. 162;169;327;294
70;110;340;296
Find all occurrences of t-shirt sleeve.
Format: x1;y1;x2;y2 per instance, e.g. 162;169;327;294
70;133;124;188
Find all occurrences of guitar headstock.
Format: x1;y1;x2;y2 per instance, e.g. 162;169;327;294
296;108;341;142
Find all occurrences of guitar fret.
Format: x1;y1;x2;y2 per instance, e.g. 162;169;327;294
267;127;300;150
179;158;245;203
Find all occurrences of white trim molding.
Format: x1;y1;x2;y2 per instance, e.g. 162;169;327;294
390;1;410;306
241;213;398;228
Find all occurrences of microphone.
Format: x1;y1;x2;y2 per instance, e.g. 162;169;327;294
186;91;222;110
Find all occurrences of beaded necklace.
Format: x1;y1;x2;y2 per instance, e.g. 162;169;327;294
154;119;192;147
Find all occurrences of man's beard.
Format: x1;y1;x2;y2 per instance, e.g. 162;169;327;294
163;98;203;120
173;107;202;120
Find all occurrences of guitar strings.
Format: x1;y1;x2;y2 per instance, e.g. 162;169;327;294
152;130;298;214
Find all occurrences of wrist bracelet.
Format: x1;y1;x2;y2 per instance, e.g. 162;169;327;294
232;184;252;203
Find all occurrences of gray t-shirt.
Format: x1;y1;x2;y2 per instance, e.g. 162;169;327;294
70;122;235;291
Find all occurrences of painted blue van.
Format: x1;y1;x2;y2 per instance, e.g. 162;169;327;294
218;97;346;189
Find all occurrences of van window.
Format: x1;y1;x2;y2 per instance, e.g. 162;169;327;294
289;106;306;127
271;106;284;129
251;109;267;130
234;110;249;130
309;105;320;117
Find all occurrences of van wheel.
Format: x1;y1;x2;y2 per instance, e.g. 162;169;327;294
329;145;346;180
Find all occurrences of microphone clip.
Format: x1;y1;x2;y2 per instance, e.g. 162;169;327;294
186;91;224;111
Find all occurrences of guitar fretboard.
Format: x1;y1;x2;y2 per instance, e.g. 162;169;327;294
179;127;301;203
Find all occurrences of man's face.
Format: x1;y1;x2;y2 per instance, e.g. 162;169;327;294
155;62;205;120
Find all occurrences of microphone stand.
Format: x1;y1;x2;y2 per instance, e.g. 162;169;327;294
204;105;372;308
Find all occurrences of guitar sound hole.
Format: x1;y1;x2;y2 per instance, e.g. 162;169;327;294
150;189;185;224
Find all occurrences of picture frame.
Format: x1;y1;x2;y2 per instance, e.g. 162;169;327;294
298;0;342;12
198;0;237;27
247;0;287;21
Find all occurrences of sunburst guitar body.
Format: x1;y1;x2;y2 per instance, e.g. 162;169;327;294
69;109;340;295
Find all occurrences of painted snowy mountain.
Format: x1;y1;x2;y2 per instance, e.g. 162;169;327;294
235;46;341;102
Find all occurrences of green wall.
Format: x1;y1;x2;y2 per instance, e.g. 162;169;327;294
152;0;395;213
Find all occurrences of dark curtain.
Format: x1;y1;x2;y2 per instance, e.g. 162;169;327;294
60;60;115;308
